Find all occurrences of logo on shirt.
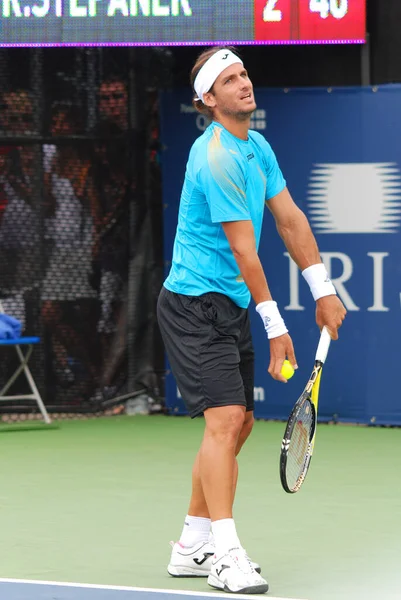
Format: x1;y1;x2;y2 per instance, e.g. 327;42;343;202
307;163;401;234
247;153;255;161
235;275;244;283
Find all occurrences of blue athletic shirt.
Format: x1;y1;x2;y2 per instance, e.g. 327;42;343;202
164;121;286;308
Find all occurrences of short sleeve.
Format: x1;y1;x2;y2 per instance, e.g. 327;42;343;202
198;137;251;224
261;138;286;201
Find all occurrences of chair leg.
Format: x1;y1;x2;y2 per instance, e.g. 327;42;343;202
0;346;33;396
15;345;52;425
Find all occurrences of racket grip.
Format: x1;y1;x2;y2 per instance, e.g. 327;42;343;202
315;326;331;363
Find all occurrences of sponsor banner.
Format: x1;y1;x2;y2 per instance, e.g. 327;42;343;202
160;86;401;425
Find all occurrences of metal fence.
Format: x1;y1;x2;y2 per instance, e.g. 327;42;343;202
0;48;165;415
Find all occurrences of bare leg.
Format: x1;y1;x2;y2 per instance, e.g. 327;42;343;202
187;410;254;518
197;405;245;521
187;450;209;517
232;411;255;504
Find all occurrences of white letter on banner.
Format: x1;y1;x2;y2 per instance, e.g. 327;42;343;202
152;0;169;15
130;0;150;15
253;387;265;402
88;0;101;15
171;0;192;16
32;0;50;17
284;252;305;311
196;115;210;131
108;0;128;15
3;0;22;16
367;252;390;312
70;0;87;16
320;252;360;311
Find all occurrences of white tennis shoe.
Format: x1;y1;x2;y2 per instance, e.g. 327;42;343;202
167;540;262;578
208;547;269;594
167;540;215;577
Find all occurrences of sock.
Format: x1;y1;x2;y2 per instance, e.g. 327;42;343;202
211;518;241;556
178;514;211;547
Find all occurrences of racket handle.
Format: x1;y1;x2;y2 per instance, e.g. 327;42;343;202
315;326;331;364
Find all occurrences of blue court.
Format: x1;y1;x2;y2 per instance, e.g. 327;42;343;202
0;580;303;600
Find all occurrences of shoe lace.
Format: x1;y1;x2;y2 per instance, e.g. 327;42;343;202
228;547;254;575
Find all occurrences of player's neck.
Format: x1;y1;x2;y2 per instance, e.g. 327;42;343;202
214;115;251;141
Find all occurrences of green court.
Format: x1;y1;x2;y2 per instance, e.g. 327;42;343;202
1;416;400;600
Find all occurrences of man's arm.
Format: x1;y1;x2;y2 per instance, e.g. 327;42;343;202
202;141;296;380
222;219;297;382
267;187;347;338
267;187;320;270
221;220;271;306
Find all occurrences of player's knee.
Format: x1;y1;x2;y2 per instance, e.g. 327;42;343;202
205;405;245;447
242;412;255;437
236;412;254;455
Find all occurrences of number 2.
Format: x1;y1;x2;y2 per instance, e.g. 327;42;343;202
263;0;282;23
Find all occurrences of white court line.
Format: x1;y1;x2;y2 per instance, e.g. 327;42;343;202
0;578;306;600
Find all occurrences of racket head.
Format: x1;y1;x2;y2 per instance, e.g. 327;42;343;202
279;328;330;494
280;378;319;494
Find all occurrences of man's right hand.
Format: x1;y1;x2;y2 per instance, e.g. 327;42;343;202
316;295;347;340
268;333;298;383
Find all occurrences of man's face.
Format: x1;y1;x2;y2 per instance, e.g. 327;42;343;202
99;81;128;125
204;63;257;120
51;110;71;136
2;91;34;134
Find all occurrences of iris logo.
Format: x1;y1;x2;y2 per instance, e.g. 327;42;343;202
307;163;401;234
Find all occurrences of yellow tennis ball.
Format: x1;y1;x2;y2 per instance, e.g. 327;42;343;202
281;360;295;380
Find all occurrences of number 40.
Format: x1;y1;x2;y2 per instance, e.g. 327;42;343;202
310;0;348;19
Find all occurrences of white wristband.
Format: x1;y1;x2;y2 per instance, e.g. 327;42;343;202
302;263;337;301
255;300;288;339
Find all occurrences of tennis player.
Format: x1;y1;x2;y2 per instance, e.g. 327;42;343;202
157;46;346;595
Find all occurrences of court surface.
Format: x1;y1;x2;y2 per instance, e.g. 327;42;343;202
1;416;400;600
0;579;304;600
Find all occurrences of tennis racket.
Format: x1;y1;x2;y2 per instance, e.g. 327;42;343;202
280;326;331;494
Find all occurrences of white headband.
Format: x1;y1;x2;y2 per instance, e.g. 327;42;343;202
194;49;243;102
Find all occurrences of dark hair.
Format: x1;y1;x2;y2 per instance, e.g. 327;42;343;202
190;46;240;118
100;75;127;88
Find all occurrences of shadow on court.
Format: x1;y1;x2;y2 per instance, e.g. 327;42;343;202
0;424;60;434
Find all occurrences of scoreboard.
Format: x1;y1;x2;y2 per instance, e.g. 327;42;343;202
255;0;366;43
0;0;366;46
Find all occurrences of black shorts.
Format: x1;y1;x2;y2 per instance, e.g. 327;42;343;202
157;286;255;418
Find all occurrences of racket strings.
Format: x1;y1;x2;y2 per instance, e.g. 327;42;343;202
286;401;314;490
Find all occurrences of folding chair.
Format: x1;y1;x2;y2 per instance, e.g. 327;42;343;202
0;301;51;424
